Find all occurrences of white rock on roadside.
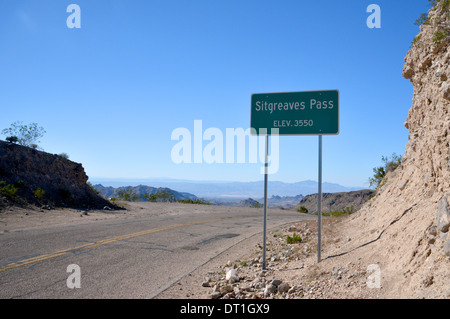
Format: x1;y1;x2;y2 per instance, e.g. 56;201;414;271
226;268;239;283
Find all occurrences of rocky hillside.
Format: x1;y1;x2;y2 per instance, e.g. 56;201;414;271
264;194;304;209
341;2;449;297
237;198;261;207
294;189;375;214
93;184;198;201
0;141;117;210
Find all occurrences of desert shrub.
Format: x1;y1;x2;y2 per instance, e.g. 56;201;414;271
286;232;302;244
413;0;450;46
33;188;45;201
411;34;422;47
0;184;18;199
251;201;262;208
59;153;70;159
414;12;430;26
297;206;308;213
5;136;19;144
321;205;355;217
143;192;158;202
157;189;175;202
143;189;175;202
433;29;449;44
178;199;210;205
116;188;139;202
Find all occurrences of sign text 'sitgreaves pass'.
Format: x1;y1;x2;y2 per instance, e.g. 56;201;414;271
251;90;339;135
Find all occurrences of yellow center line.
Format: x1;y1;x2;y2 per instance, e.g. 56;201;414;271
0;218;223;272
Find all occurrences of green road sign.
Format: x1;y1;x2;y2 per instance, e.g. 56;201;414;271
251;90;339;135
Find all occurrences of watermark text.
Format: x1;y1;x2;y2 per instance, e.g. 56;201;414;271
171;120;279;174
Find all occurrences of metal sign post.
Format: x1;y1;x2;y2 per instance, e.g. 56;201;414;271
262;134;269;270
318;135;323;262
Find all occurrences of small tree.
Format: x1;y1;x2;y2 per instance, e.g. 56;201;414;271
369;153;402;189
5;136;19;144
1;121;46;148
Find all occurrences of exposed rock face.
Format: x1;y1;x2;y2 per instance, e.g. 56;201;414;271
347;3;449;298
0;141;116;209
295;189;375;214
402;4;450;199
93;184;198;201
237;198;261;207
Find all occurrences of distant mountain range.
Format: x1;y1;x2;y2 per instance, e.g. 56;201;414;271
90;178;365;201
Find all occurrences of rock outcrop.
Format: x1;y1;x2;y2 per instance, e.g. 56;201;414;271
93;184;198;202
345;3;449;298
295;189;375;214
237;198;261;207
0;140;117;210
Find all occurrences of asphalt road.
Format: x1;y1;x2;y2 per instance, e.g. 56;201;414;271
0;203;314;298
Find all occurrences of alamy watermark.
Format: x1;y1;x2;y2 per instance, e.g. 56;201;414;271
64;4;379;30
66;4;81;29
366;4;381;29
171;120;280;174
366;264;381;288
66;264;81;289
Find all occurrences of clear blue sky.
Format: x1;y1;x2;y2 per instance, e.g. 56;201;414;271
0;0;430;188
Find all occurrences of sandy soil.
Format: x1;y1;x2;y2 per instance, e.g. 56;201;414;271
156;215;391;299
157;206;449;299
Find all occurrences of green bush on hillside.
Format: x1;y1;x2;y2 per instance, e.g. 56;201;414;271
178;199;210;205
369;153;402;190
412;0;450;47
116;188;139;202
0;184;18;200
33;188;45;201
143;189;175;202
297;206;308;213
